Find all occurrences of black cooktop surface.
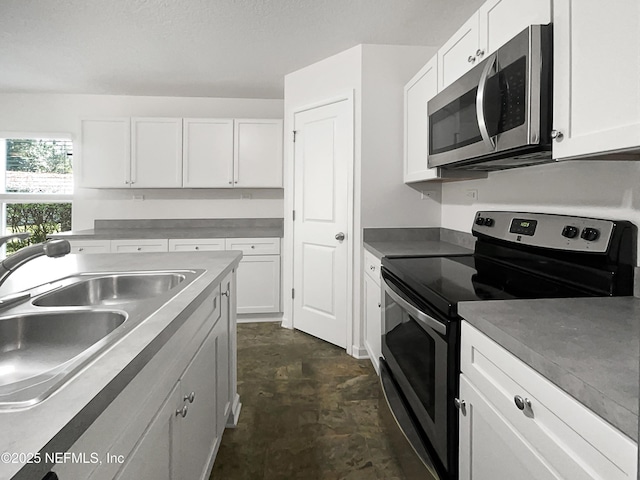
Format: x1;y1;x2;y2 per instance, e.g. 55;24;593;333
382;255;596;318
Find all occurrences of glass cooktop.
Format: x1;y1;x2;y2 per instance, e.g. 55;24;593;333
382;255;595;318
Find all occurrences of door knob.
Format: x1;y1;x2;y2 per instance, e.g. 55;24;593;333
335;232;345;241
551;129;564;141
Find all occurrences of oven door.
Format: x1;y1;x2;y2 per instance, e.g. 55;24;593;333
380;270;454;479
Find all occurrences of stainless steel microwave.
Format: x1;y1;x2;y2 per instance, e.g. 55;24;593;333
427;25;553;171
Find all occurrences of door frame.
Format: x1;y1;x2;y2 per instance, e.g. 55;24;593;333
283;91;356;355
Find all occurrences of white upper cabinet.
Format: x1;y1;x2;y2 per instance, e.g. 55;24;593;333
80;117;282;189
478;0;551;57
182;118;234;188
552;0;640;160
405;57;439;182
131;118;183;188
438;12;481;91
79;118;131;188
438;0;550;91
234;119;283;188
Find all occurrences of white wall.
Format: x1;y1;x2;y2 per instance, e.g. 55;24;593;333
441;160;640;260
361;44;440;227
0;93;284;230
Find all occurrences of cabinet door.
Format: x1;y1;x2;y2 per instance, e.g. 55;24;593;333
113;382;181;480
405;56;439;182
459;375;557;480
553;0;640;160
79;118;131;188
437;12;480;90
131;118;183;188
478;0;551;56
183;119;234;188
69;239;111;254
234;119;283;187
177;324;221;480
363;272;381;373
111;239;169;253
236;255;280;314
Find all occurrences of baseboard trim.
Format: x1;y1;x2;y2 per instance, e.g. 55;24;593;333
237;314;283;324
351;345;369;359
226;394;242;428
364;341;380;375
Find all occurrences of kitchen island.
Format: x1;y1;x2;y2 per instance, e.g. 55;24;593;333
0;251;241;480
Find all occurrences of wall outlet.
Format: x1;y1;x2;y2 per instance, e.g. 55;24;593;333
241;193;252;200
133;194;144;201
465;189;478;201
421;190;436;200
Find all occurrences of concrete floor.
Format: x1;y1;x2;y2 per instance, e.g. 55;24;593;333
210;322;409;480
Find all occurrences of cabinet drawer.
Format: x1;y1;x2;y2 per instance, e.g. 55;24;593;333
363;248;381;285
168;238;225;252
69;240;111;254
461;322;637;480
225;237;280;255
111;239;169;253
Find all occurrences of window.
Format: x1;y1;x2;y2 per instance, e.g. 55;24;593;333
0;138;73;253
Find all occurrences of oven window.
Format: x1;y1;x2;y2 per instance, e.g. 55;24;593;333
385;315;436;420
429;87;482;155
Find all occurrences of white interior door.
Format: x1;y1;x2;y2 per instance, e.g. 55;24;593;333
293;99;352;348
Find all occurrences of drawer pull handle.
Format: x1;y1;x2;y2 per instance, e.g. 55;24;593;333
514;395;532;413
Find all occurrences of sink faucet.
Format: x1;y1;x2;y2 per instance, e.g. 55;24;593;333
0;239;71;286
0;232;30;248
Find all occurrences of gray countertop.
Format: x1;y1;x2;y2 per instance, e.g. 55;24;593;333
459;297;640;441
0;251;241;480
364;240;472;259
51;226;282;240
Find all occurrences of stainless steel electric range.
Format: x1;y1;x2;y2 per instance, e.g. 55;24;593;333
379;211;636;480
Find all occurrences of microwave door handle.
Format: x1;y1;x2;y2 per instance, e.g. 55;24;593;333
476;53;497;150
383;279;447;336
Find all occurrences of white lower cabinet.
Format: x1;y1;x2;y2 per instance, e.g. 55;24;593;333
53;276;237;480
459;322;638;480
226;238;280;315
363;248;382;373
68;240;111;254
110;239;169;253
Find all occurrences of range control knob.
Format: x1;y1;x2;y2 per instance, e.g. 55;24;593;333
561;225;579;239
475;217;485;226
484;218;494;227
580;227;600;242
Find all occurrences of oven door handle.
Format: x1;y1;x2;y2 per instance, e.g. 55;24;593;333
383;278;447;336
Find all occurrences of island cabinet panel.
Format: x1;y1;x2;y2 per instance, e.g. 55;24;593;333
552;0;640;160
52;279;235;480
459;322;637;480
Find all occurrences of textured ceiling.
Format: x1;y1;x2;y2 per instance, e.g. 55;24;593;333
0;0;484;99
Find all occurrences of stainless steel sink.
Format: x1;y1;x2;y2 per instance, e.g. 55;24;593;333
0;311;126;388
33;272;186;306
0;269;202;408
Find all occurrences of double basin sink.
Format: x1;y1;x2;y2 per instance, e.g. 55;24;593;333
0;270;202;408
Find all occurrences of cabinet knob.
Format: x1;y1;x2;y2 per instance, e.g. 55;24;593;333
454;397;467;415
228;181;232;185
184;391;196;403
251;245;255;249
195;246;199;250
176;405;188;418
222;288;230;297
514;395;532;413
468;55;476;63
377;302;381;308
551;130;564;141
137;247;142;251
476;49;485;57
78;247;84;252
